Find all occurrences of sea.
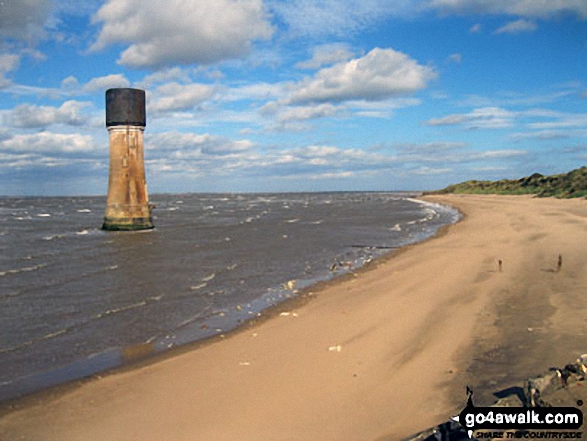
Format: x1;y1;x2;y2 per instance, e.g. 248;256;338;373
0;192;460;402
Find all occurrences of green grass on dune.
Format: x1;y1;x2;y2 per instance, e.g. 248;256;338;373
427;166;587;199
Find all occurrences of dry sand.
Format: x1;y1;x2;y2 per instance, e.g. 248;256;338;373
1;194;586;441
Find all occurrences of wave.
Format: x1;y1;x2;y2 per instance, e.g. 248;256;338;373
0;293;163;355
174;305;212;330
93;301;148;319
201;273;216;282
0;263;48;277
39;329;68;341
42;228;100;241
43;234;64;241
0;340;34;355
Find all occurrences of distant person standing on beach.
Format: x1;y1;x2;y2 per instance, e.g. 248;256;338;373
557;254;562;272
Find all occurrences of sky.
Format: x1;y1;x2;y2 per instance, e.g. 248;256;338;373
0;0;586;195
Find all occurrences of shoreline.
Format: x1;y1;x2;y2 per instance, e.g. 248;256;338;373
1;194;586;440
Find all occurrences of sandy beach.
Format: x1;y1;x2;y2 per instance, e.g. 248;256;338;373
1;194;586;440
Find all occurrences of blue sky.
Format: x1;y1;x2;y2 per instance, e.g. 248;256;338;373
0;0;586;195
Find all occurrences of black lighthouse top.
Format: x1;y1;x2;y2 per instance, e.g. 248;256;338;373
105;88;146;127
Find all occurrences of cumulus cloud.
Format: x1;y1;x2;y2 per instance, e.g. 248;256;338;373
295;43;355;69
82;74;130;93
142;133;402;179
136;68;192;88
247;144;397;178
147;131;253;155
91;0;273;69
5;100;92;128
0;0;52;42
495;19;538;34
148;82;216;113
424;0;587;19
288;48;436;104
254;48;433;129
0;132;97;154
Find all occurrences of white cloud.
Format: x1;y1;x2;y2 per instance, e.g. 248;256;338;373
424;0;587;19
510;130;572;141
82;74;130;93
142;136;400;179
269;0;414;37
0;132;97;154
288;48;436;104
425;114;468;126
495;19;538;34
60;75;79;90
514;129;587;141
470;166;508;172
446;53;462;63
476;149;527;158
264;103;344;122
5;100;92;128
148;82;216;113
295;43;355;69
0;54;20;88
412;166;452;175
527;113;587;129
396;141;468;152
0;0;52;42
91;0;273;69
426;107;516;129
469;23;482;33
458;90;577;107
147;132;253;156
222;82;284;102
428;105;587;138
136;68;192;88
270;0;587;31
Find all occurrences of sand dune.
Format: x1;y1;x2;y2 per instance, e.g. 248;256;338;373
1;194;586;440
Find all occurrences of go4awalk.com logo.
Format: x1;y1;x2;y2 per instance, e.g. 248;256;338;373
453;387;583;439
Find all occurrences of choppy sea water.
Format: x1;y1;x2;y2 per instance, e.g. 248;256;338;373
0;192;459;401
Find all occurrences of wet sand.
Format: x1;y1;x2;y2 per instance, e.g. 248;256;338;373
1;194;586;440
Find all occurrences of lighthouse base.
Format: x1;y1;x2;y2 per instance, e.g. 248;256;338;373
102;216;154;231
